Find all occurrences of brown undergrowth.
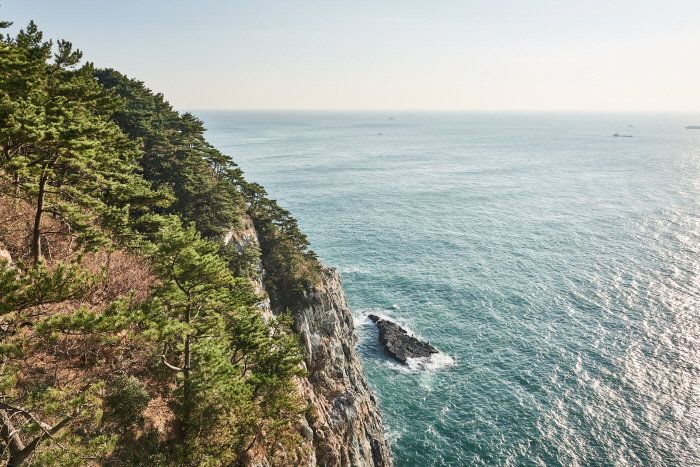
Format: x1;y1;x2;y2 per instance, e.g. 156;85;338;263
0;189;310;466
0;192;182;463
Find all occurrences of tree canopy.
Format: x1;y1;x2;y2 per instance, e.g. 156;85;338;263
0;23;170;264
0;18;319;467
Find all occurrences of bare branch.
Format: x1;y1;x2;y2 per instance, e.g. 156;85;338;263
160;355;183;372
0;400;79;462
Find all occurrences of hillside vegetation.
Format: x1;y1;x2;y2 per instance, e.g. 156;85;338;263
0;19;321;467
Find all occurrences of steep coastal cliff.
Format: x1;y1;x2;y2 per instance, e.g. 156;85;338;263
230;231;393;467
0;23;393;463
293;268;393;467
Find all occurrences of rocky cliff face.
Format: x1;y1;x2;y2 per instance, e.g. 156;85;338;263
293;267;393;467
228;229;393;467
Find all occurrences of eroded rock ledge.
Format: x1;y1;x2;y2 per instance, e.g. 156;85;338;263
368;315;438;364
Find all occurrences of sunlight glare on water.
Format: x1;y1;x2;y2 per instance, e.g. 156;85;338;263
197;111;700;466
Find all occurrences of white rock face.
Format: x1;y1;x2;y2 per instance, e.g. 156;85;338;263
292;267;394;467
224;221;272;316
229;219;393;466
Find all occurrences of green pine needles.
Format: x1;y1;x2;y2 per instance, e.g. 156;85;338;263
0;17;317;467
137;221;307;466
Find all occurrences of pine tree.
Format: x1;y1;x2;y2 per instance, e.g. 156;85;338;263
0;20;165;465
0;18;314;466
0;23;169;263
94;69;245;239
0;254;116;466
139;220;306;465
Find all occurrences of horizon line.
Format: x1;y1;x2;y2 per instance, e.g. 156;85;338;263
181;108;699;113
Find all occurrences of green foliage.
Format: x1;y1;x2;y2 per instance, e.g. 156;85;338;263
103;375;150;429
108;428;170;467
29;433;117;467
0;23;171;262
217;239;262;281
137;220;306;465
0;381;113;467
247;195;322;310
0;16;318;467
0;258;98;317
94;69;244;238
92;68;322;310
0;258;103;386
0;255;112;466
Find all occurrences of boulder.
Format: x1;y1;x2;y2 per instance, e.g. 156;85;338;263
0;246;13;267
368;315;438;364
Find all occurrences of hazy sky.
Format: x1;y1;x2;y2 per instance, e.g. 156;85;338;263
3;0;700;111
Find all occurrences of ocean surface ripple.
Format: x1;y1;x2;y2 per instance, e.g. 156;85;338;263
197;111;700;466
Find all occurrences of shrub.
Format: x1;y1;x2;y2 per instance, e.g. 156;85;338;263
104;374;150;429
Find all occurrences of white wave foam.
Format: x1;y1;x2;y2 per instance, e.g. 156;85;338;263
406;352;456;372
353;308;385;323
339;266;366;274
383;428;403;447
361;311;391;322
358;310;453;372
352;309;387;344
377;357;414;374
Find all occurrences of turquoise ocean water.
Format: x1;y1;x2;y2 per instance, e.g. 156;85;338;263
195;111;700;466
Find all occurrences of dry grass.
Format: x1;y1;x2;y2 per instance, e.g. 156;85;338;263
0;190;85;265
0;193;35;262
0;187;179;448
0;187;155;304
81;249;155;305
0;187;311;465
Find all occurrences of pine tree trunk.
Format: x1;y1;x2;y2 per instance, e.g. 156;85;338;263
182;305;193;463
31;172;48;263
1;409;27;467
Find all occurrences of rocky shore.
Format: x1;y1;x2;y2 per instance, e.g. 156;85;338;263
293;270;394;467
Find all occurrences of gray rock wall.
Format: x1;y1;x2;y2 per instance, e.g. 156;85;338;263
226;222;394;467
293;267;393;467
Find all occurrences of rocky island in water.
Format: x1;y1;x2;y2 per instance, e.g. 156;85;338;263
368;315;439;364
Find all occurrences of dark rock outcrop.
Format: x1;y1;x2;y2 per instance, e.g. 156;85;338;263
368;315;438;364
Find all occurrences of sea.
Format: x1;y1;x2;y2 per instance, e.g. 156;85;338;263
193;110;700;467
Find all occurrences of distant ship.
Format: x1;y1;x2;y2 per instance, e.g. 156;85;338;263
388;117;395;120
613;133;633;137
685;126;700;129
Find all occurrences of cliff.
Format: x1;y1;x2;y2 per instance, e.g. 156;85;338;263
229;229;394;466
293;267;393;467
0;28;392;463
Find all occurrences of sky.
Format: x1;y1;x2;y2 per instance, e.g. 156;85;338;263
3;0;700;111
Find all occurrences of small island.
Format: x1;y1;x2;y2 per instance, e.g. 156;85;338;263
368;315;439;364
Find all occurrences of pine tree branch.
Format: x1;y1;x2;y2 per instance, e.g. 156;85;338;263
0;400;77;458
160;355;183;372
